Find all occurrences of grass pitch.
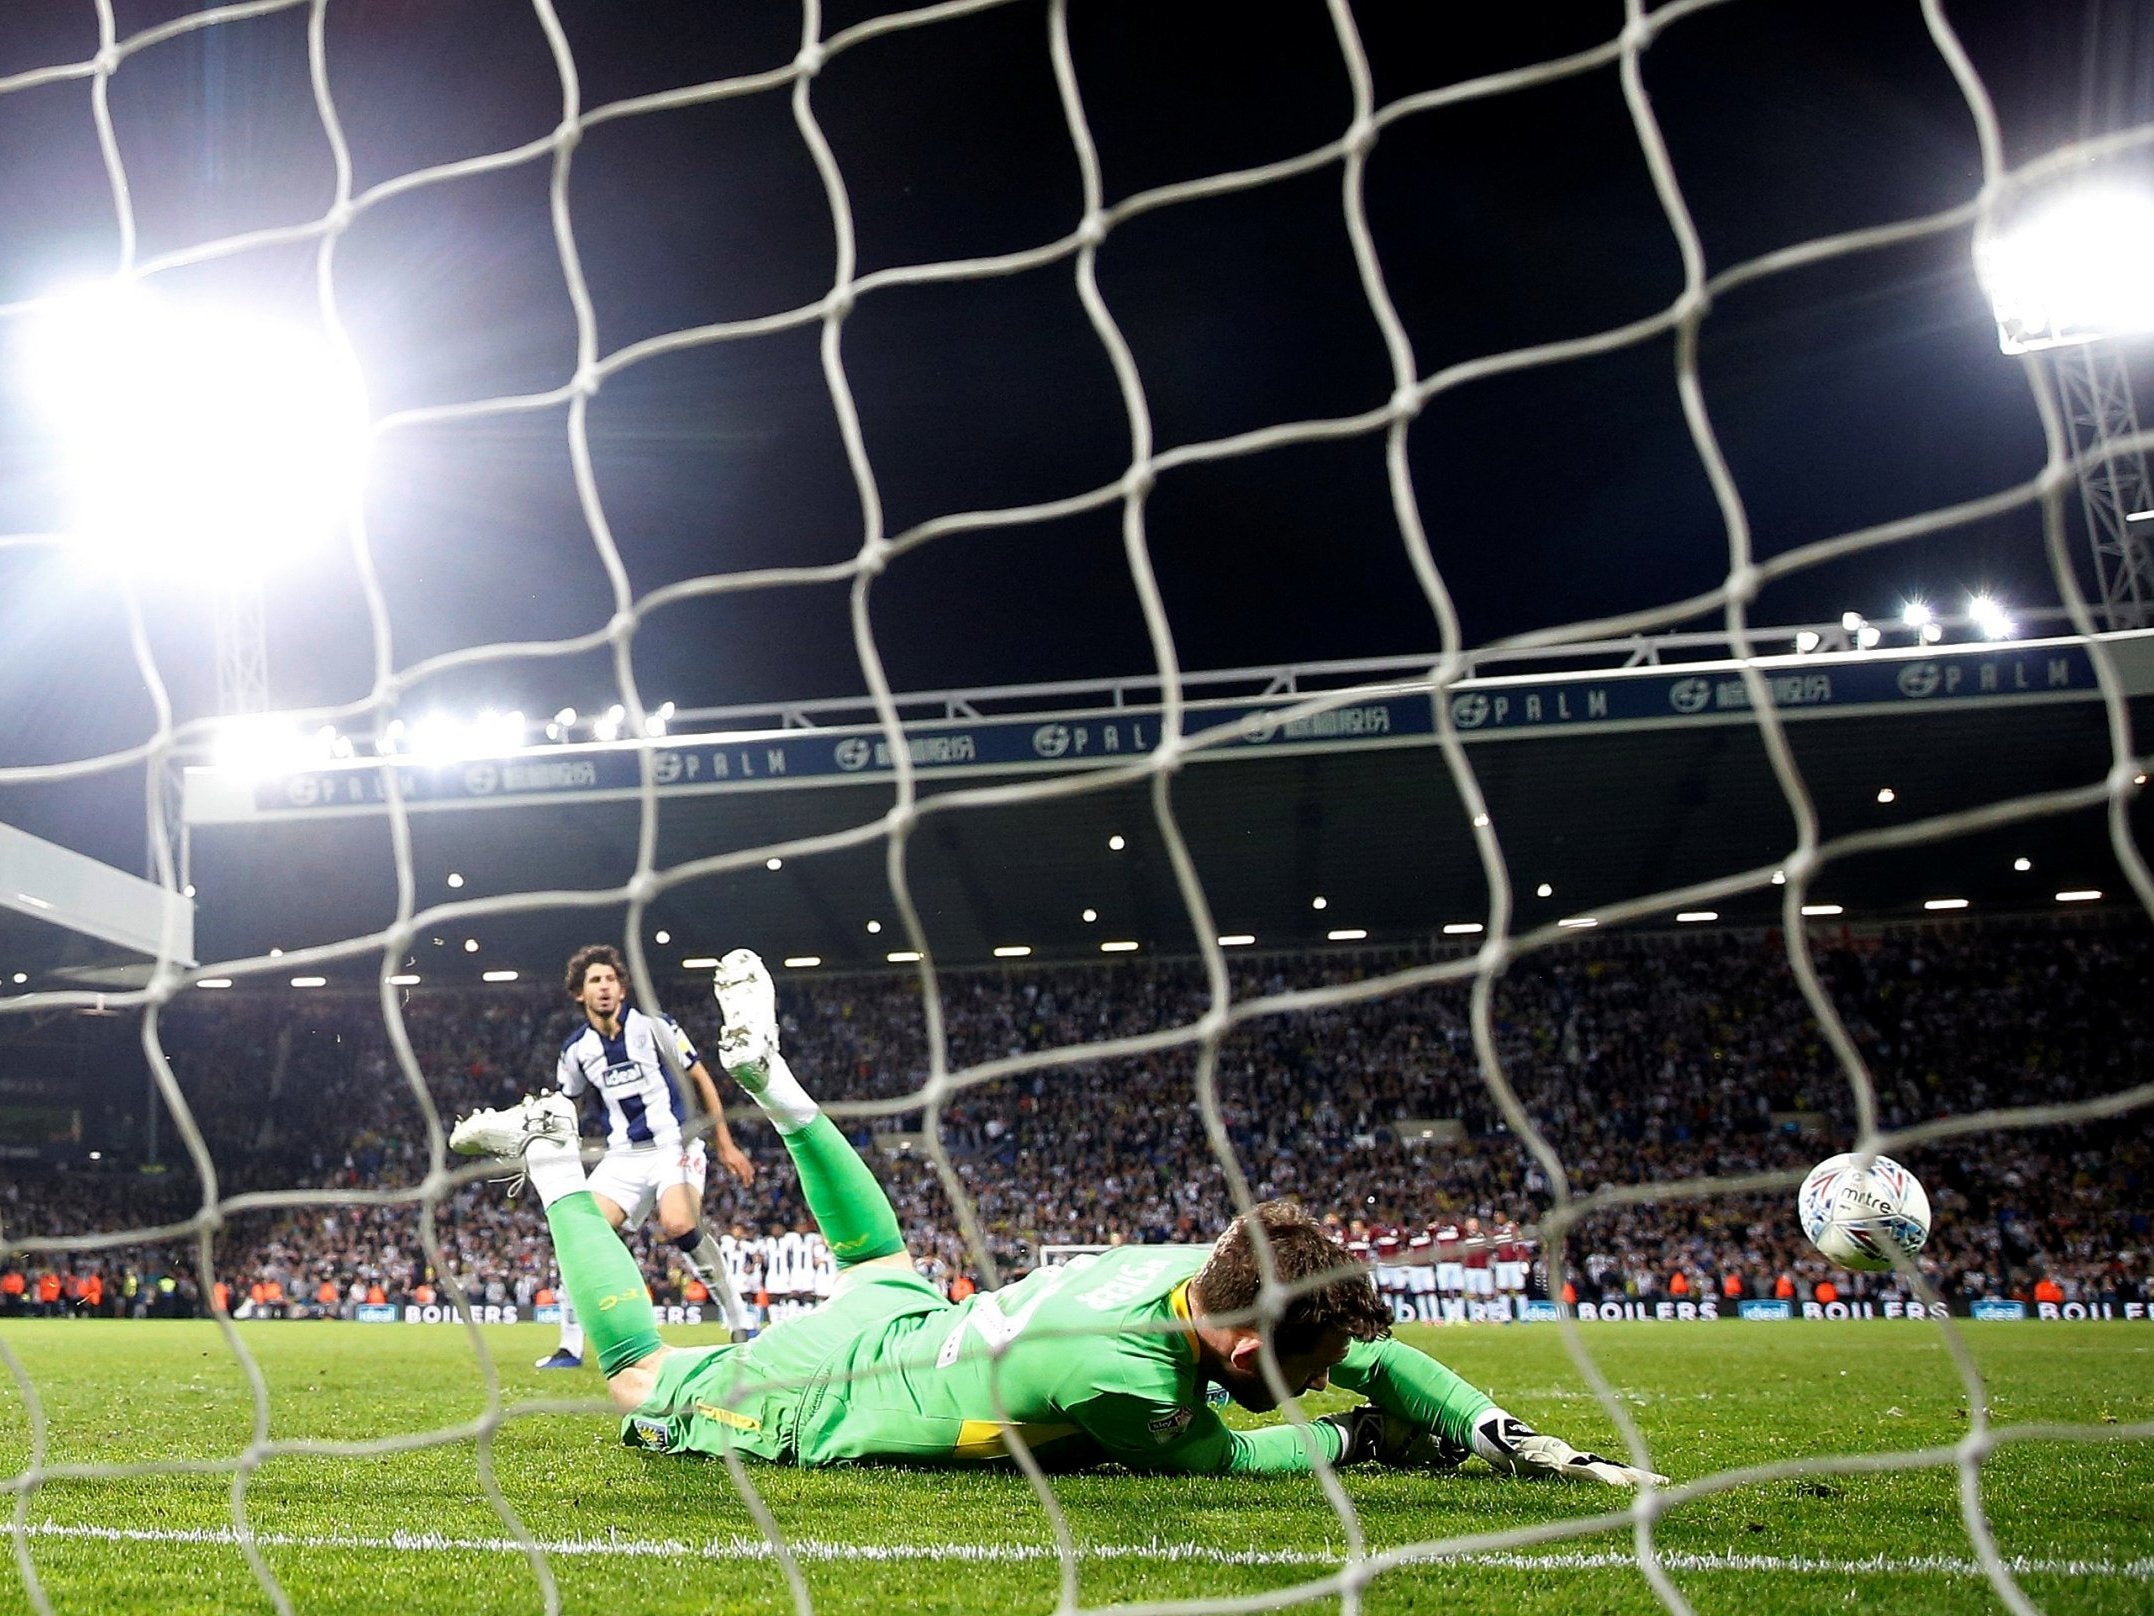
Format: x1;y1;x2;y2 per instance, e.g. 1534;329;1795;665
1;1318;2148;1615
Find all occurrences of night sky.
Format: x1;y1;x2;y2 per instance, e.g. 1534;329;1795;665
0;0;2150;868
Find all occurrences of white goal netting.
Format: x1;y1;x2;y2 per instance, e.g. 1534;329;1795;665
3;3;2153;1615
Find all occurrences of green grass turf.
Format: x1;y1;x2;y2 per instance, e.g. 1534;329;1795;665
1;1318;2148;1615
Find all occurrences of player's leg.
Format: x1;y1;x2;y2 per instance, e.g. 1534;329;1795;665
536;1168;632;1370
655;1165;754;1337
450;1095;671;1412
712;949;909;1274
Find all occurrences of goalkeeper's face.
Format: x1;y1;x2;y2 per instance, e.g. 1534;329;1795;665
1211;1327;1352;1413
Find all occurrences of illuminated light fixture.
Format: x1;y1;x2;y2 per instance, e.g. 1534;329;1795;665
1442;922;1484;936
14;892;52;911
866;921;882;934
592;705;626;743
482;969;519;983
1855;624;1882;650
183;884;196;898
992;945;1032;958
269;948;284;958
1311;896;1328;910
1794;629;1822;653
1900;601;1934;628
463;939;479;953
1107;834;1125;851
1081;908;1098;923
545;706;577;742
1800;904;1844;917
1976;176;2154;352
1557;917;1598;929
2137;773;2148;786
654;930;670;945
2013;857;2032;872
1968;595;2014;641
644;701;675;738
1471;813;1490;828
196;978;234;989
783;956;822;969
1675;911;1718;923
1326;928;1368;942
1876;787;1896;804
1771;870;1787;885
1100;940;1140;953
2055;889;2102;902
2126;508;2154;522
388;974;420;986
26;282;369;573
1924;898;1970;911
1920;621;1943;643
1840;611;1864;632
1216;934;1255;946
290;975;327;988
765;857;784;872
1535;883;1553;898
886;950;923;964
446;872;464;889
681;957;719;969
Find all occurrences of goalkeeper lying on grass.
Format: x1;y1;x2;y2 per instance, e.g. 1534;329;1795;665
453;948;1663;1485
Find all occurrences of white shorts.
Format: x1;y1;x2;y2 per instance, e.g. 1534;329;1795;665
585;1139;706;1227
1495;1261;1527;1292
1465;1267;1494;1296
1436;1262;1465;1293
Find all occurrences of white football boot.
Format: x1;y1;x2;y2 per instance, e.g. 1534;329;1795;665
449;1091;578;1162
712;948;781;1087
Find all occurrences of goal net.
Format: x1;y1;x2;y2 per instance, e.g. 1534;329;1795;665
2;2;2152;1614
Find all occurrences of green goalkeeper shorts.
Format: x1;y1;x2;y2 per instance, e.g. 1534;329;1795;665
621;1265;948;1464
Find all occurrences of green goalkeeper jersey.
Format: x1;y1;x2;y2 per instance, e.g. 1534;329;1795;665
626;1245;1493;1474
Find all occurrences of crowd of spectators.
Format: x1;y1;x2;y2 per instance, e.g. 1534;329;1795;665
3;919;2147;1319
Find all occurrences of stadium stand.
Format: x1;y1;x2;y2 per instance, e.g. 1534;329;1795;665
2;921;2146;1320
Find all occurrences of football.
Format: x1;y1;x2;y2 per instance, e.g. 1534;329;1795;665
1798;1152;1933;1273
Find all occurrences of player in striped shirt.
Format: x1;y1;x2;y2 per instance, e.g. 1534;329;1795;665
534;944;756;1368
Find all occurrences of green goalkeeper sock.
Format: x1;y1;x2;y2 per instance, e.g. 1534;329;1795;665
543;1190;663;1376
783;1114;904;1268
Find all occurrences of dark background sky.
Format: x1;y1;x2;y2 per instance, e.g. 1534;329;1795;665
1;0;2151;868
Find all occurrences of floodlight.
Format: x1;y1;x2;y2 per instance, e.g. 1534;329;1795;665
865;920;882;934
1216;934;1256;946
1900;601;1933;628
766;857;783;871
1100;941;1140;952
1920;621;1943;644
654;930;670;945
212;716;334;776
1968;595;2014;640
1535;882;1553;898
1794;629;1822;653
1107;834;1126;851
2013;857;2032;872
1976;178;2154;353
593;704;626;742
783;956;822;968
1855;624;1882;649
1081;908;1097;922
1326;928;1368;942
1840;611;1864;632
27;281;369;573
886;950;923;963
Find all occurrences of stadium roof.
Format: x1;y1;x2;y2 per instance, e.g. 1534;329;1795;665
122;630;2154;995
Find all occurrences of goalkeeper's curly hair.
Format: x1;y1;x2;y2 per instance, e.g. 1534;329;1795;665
1192;1199;1393;1356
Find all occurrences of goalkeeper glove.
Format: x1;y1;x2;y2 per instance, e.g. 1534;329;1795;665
1317;1406;1470;1469
1469;1408;1667;1487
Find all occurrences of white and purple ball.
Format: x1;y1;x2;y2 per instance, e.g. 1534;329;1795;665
1798;1152;1932;1274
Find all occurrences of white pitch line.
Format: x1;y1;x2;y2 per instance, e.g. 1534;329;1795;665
15;1523;2154;1580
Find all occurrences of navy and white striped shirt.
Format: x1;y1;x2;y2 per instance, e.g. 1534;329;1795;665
556;1008;699;1151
